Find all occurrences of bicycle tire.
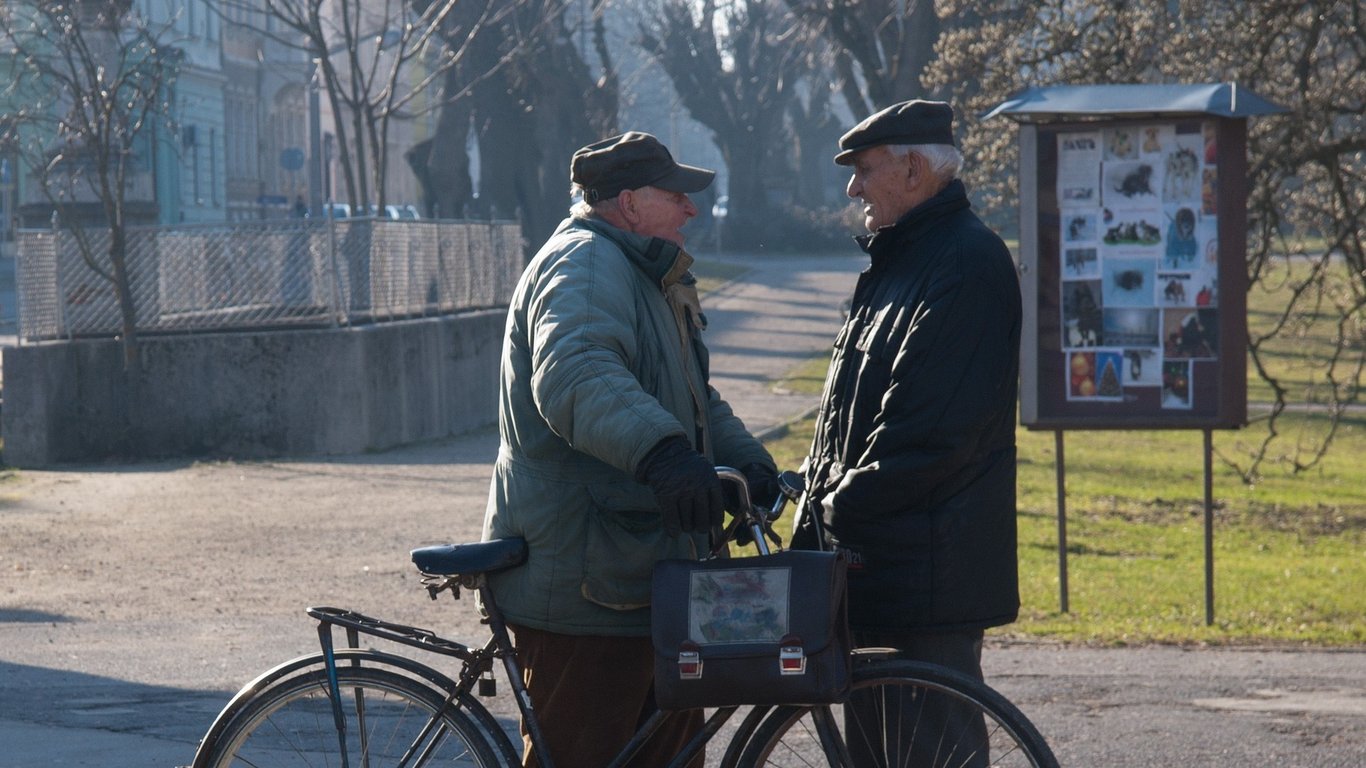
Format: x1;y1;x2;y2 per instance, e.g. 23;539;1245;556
737;659;1058;768
195;664;512;767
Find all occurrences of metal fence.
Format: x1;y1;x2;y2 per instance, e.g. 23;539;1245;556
14;218;524;342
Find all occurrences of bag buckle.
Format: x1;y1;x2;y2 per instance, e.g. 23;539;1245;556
778;635;806;675
678;642;703;680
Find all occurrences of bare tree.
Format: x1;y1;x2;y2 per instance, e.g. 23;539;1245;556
638;0;814;249
0;0;180;368
784;0;941;116
214;0;503;212
928;0;1365;480
408;0;617;254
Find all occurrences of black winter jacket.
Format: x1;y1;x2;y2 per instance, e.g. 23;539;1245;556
798;179;1021;632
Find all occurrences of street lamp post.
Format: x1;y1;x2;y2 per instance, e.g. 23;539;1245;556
307;58;323;216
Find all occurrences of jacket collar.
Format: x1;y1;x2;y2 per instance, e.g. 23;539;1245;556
569;215;693;288
854;178;971;260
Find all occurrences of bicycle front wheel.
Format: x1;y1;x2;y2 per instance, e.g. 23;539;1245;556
196;665;508;767
738;659;1057;768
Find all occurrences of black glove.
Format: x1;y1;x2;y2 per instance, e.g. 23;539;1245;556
636;436;724;537
741;463;781;511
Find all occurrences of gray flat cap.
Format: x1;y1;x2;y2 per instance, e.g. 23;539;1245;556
835;100;956;165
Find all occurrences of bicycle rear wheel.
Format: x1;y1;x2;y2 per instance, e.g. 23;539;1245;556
738;659;1057;767
195;665;509;767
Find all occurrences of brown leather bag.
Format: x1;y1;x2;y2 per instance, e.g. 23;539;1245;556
650;550;852;711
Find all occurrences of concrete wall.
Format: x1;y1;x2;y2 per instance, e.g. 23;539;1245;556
1;311;504;467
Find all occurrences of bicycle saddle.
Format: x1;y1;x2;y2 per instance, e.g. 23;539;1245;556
411;538;527;576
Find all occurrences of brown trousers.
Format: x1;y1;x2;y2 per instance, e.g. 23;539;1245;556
509;623;704;768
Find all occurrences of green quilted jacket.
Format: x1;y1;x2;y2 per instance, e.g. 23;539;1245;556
481;216;774;636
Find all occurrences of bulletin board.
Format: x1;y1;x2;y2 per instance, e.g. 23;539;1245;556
1017;117;1248;430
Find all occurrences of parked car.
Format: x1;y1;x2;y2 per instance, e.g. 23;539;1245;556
321;202;351;219
366;204;421;220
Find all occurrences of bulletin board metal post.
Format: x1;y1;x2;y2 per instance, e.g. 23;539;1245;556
988;84;1286;625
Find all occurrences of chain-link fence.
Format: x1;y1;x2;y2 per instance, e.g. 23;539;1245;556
14;218;524;342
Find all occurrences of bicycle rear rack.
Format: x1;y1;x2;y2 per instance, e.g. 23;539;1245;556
308;606;478;661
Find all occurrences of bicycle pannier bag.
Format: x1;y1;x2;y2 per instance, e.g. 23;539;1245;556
650;550;851;710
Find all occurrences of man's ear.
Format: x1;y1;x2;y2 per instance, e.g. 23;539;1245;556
616;189;641;227
903;151;923;189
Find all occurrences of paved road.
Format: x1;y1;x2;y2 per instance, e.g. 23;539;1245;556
1;251;1362;766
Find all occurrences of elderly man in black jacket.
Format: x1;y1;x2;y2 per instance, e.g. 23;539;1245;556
797;99;1022;766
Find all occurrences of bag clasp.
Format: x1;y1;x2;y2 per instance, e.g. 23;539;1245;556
778;635;806;675
678;641;703;680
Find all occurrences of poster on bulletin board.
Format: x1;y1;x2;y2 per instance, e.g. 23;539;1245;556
1017;117;1248;430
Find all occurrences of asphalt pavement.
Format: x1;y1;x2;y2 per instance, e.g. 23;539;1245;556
0;250;1362;766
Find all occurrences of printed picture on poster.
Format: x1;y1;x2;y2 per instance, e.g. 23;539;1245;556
1103;308;1161;347
1158;270;1217;307
1062;279;1103;348
1057;131;1102;204
1102;256;1157;307
1068;351;1097;398
1139;124;1173;157
1122;348;1162;387
1102;209;1163;248
1194;276;1217;307
1163;131;1203;203
1163;205;1201;268
1199;215;1219;267
1093;350;1125;399
1067;349;1125;401
1064;247;1100;278
1163;308;1219;360
1104;127;1139;161
1063;211;1098;243
1162;359;1193;409
1103;160;1163;210
1158;271;1195;306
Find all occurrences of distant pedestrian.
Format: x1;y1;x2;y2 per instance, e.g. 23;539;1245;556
291;195;308;219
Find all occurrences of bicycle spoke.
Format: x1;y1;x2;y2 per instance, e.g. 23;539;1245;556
740;660;1057;768
196;665;505;767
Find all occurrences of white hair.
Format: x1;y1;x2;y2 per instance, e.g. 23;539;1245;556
570;198;595;217
887;143;962;181
569;183;601;217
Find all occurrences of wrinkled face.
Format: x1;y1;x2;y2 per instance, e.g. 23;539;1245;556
623;186;699;247
845;145;918;232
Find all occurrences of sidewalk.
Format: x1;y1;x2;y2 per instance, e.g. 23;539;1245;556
695;251;862;436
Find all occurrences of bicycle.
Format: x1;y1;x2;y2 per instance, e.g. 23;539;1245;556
190;468;1057;767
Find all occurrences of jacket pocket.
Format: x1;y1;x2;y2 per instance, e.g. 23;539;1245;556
581;482;697;610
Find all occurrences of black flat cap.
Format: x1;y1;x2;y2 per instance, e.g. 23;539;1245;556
571;131;715;203
834;100;956;165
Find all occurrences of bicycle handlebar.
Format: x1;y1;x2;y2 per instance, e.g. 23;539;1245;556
713;466;805;556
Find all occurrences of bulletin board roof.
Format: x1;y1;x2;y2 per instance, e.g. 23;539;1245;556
985;83;1288;122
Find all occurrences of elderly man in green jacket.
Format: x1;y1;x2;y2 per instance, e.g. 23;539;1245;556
483;131;778;768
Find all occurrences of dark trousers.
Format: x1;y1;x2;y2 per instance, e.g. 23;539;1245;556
509;623;704;768
848;629;989;768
